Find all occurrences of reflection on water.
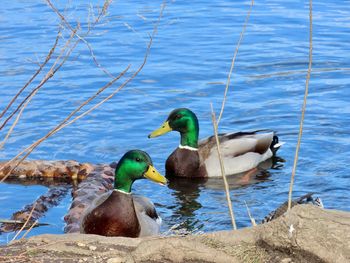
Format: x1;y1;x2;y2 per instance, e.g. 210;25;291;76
167;177;206;231
166;156;283;233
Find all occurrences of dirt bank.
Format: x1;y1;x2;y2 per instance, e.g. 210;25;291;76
1;205;349;263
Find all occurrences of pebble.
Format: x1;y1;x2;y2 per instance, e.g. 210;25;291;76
89;245;97;251
281;258;292;263
77;242;86;247
107;257;125;263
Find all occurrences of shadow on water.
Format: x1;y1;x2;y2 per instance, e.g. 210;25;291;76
165;156;284;232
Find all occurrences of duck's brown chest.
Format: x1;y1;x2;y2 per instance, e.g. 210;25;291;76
166;148;207;178
82;191;141;237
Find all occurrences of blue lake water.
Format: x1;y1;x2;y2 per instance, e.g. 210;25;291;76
0;0;349;243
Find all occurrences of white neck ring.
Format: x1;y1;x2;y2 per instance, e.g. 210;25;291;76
114;189;131;194
179;144;198;151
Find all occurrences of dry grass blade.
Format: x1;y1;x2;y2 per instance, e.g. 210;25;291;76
288;0;313;210
10;202;37;243
244;200;257;226
20;220;38;240
0;29;61;122
217;0;254;125
210;103;237;230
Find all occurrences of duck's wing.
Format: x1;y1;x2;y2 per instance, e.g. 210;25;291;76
133;195;161;237
199;130;275;159
199;131;277;177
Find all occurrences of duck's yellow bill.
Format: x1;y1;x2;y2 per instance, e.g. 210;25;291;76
144;165;167;185
148;121;172;138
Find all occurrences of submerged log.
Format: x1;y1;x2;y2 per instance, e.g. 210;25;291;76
0;160;94;181
0;160;94;233
64;163;115;233
0;186;70;233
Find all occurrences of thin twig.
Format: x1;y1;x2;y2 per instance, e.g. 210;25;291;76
20;220;38;240
0;219;49;226
62;2;165;126
0;29;61;121
0;27;78;153
217;0;254;124
0;1;113;146
0;98;27;149
288;0;313;210
210;103;237;230
10;202;37;243
0;28;81;182
0;26;79;132
46;0;115;78
0;64;129;183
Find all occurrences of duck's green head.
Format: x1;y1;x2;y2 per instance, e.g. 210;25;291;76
114;150;167;193
148;108;199;148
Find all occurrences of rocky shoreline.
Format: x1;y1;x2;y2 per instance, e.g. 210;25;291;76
1;205;349;263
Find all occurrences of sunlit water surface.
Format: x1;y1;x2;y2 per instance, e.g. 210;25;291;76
0;0;349;243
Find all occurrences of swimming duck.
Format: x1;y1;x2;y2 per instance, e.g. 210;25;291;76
148;108;282;178
80;150;167;237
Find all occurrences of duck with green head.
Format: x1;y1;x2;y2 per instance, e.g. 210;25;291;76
148;108;283;178
80;150;167;237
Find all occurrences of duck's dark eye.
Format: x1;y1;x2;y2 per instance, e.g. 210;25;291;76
135;157;141;162
174;114;182;120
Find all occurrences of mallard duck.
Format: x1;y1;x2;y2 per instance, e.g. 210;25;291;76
262;193;323;223
80;150;167;237
148;108;283;178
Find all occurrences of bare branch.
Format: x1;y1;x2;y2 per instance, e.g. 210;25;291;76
0;1;165;183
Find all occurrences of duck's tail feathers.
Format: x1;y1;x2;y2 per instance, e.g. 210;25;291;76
314;197;324;208
270;135;285;154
